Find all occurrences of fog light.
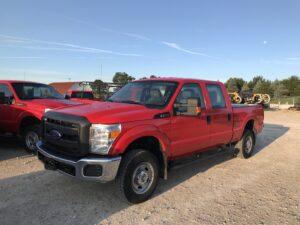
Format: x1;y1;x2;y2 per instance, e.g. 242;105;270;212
83;164;103;177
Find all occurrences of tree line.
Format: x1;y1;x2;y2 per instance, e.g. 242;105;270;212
225;75;300;99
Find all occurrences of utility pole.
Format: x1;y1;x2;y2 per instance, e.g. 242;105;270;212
100;64;102;80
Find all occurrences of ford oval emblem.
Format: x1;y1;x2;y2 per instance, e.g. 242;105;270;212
49;129;62;140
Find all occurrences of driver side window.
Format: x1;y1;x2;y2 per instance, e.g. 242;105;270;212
0;84;14;104
174;83;205;114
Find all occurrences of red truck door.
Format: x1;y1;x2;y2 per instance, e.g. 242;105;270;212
170;83;211;158
0;83;15;132
204;83;233;147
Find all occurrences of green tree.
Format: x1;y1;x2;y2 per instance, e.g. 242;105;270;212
248;76;264;90
90;79;107;99
295;84;300;96
281;75;300;96
226;79;239;92
150;75;157;78
225;77;245;92
249;76;271;94
112;72;135;85
270;79;281;97
241;82;250;92
273;83;288;99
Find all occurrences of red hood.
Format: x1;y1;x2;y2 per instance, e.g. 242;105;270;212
25;99;81;109
53;102;162;124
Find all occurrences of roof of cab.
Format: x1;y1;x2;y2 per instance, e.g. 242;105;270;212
134;77;223;84
0;80;41;84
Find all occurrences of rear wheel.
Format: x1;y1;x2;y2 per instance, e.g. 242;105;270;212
234;130;255;159
117;149;159;204
22;124;41;153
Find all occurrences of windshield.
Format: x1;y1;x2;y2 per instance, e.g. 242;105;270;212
71;91;94;99
12;83;64;100
108;81;178;108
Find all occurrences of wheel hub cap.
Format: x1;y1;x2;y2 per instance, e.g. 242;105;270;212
26;131;39;150
245;136;253;153
132;162;154;194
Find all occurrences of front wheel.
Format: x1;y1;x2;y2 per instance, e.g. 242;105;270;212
117;149;159;204
234;130;255;159
22;124;41;153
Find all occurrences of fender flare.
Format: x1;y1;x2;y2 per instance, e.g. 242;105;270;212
111;124;171;179
16;111;41;133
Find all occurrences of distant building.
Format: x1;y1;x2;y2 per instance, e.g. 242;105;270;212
49;82;92;95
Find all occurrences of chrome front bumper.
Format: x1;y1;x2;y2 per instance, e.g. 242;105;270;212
36;141;121;182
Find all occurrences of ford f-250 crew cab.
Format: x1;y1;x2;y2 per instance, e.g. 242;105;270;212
37;78;264;203
0;80;80;152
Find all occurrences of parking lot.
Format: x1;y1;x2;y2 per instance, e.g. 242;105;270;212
0;110;299;225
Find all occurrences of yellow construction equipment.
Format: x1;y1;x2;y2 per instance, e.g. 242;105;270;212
228;92;271;105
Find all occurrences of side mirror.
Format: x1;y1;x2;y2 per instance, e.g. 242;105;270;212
64;94;71;100
174;98;201;116
0;92;5;104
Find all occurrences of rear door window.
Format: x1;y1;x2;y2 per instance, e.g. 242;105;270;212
206;84;226;108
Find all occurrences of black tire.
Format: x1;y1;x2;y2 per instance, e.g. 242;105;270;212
234;130;255;159
117;149;159;204
22;124;41;153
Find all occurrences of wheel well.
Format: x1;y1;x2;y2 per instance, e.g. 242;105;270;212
244;119;255;143
245;119;254;131
20;117;40;133
125;136;166;179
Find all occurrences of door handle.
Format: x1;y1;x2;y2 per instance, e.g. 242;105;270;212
228;113;232;122
207;115;212;125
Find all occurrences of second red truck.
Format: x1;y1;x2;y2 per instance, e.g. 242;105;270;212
37;78;264;203
0;80;80;152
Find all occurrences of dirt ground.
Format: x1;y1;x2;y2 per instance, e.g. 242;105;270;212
0;110;299;225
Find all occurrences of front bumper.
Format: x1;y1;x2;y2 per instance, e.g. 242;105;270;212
36;141;121;182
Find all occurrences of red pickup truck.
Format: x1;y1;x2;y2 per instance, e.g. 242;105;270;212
37;78;264;203
0;80;80;152
64;90;97;104
63;83;123;104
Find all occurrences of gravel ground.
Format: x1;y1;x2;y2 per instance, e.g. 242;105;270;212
0;110;299;225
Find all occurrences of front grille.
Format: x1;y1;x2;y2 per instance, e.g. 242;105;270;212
42;111;90;158
46;118;78;129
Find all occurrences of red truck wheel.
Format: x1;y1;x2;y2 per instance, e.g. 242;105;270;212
235;130;255;159
117;149;159;203
22;125;41;153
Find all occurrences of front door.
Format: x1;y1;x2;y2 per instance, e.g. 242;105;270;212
170;83;211;158
0;83;15;132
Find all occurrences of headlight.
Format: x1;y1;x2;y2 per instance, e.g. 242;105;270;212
45;108;51;113
89;124;121;155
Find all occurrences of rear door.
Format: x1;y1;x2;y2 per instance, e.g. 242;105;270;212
170;82;211;158
204;83;233;147
0;83;15;132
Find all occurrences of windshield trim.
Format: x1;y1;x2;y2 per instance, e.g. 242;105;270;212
108;81;179;109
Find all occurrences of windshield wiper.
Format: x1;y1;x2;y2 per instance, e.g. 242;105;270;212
118;100;143;105
47;96;62;99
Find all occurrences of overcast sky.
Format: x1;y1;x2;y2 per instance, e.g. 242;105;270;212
0;0;300;83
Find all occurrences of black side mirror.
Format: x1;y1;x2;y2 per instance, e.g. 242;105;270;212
174;97;201;116
0;92;5;104
64;95;71;100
